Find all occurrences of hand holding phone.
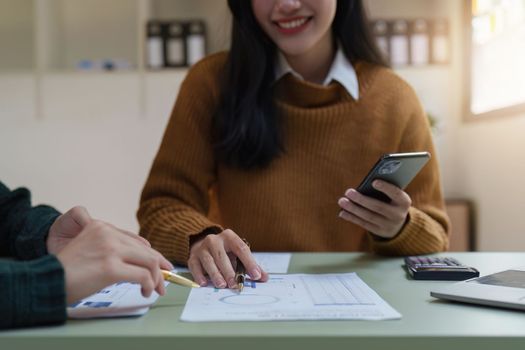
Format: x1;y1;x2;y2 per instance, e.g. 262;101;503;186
338;152;430;238
356;152;430;202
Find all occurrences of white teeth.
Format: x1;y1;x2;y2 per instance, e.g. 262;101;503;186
278;18;308;29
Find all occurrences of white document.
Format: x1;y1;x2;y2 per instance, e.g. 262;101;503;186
67;281;168;319
180;273;401;322
252;252;291;273
174;252;291;274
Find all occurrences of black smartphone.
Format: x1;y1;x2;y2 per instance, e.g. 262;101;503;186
356;152;430;202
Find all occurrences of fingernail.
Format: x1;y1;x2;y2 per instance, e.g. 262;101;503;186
250;269;261;280
228;278;237;289
373;180;380;188
346;189;357;198
217;280;227;288
199;279;208;287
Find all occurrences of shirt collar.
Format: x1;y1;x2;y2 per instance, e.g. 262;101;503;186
274;46;359;100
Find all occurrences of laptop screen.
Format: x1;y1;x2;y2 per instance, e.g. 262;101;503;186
469;270;525;289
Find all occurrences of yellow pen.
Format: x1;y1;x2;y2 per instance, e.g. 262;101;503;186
161;270;200;288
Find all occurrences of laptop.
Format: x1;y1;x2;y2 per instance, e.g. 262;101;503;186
430;267;525;311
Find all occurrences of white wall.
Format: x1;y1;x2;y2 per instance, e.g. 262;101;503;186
457;115;525;250
0;72;183;232
1;116;167;231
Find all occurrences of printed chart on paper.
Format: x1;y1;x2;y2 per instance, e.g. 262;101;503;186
181;273;401;321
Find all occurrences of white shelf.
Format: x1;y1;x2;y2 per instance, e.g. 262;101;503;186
365;0;451;18
0;0;451;121
36;0;140;71
0;0;227;120
40;69;141;76
31;0;229;73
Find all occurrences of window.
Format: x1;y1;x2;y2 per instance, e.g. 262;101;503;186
466;0;525;119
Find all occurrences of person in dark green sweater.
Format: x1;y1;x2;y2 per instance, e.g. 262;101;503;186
0;181;173;329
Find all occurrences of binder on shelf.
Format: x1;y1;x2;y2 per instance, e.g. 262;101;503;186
390;19;409;66
145;19;209;70
165;21;186;68
185;20;207;66
146;21;165;69
370;18;450;67
371;20;390;62
430;19;450;64
410;19;430;65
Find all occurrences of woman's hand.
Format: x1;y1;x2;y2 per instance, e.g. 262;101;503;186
188;229;269;288
338;180;412;239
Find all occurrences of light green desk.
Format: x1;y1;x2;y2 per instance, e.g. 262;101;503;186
1;252;525;350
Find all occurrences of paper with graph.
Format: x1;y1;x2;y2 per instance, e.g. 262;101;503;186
181;273;401;321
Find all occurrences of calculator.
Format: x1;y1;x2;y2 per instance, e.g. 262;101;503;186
404;256;480;281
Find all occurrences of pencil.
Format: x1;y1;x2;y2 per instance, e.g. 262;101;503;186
161;270;200;288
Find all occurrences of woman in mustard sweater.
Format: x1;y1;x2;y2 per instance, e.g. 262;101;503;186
138;0;450;289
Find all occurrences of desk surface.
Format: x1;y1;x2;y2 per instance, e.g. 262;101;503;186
2;252;525;350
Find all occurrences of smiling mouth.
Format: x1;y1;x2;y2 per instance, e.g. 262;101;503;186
276;17;311;29
274;16;313;32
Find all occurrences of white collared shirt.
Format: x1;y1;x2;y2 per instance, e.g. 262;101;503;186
275;47;360;100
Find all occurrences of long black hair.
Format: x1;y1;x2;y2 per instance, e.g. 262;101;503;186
213;0;387;170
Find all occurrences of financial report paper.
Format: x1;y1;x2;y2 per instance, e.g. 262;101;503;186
181;273;401;322
67;281;168;319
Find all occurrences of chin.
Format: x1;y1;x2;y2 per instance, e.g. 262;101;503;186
277;41;315;58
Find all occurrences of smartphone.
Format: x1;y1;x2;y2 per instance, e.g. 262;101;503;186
356;152;431;203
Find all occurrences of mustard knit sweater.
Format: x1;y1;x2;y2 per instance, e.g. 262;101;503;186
138;52;450;265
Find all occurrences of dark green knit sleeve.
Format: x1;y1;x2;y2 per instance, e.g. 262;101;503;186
0;181;66;328
0;255;66;329
0;181;60;259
